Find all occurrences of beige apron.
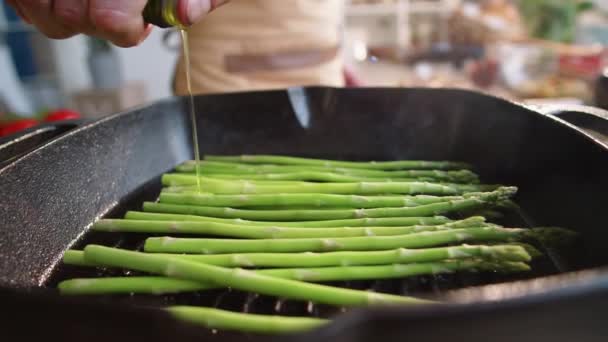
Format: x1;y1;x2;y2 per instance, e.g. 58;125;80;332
173;0;345;95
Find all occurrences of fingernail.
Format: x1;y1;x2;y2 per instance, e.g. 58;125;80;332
138;24;154;44
186;0;212;26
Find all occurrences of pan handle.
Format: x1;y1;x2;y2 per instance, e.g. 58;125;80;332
532;104;608;145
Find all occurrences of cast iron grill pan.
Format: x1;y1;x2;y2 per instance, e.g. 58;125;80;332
3;88;608;341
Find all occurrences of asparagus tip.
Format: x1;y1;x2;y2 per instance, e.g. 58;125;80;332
495;186;518;198
481;245;532;262
505;243;543;259
494;261;531;272
523;227;579;248
464;186;518;203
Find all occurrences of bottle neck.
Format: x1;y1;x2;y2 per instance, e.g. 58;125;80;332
143;0;184;28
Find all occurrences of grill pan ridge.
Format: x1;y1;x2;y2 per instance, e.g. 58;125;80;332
2;87;608;341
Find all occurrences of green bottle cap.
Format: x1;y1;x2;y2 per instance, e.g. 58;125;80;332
143;0;183;28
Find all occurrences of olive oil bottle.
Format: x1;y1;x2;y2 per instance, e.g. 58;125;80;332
143;0;184;28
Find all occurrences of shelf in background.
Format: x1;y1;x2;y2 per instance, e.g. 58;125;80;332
347;1;450;17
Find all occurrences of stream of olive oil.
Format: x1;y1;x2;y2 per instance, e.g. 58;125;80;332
180;29;202;193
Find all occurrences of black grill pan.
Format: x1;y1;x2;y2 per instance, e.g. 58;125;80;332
2;87;608;341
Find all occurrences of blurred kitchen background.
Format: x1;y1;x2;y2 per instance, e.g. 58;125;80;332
2;0;608;123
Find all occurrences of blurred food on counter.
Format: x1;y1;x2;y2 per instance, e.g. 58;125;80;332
467;58;499;88
0;108;82;138
345;0;608;107
0;119;39;138
448;0;524;45
493;40;603;102
42;109;82;123
519;0;593;43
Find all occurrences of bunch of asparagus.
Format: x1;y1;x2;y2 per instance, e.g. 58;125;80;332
57;155;570;334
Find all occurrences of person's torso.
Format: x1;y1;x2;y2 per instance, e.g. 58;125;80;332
174;0;345;95
189;0;343;53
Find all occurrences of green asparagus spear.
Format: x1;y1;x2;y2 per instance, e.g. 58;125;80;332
58;259;530;295
83;245;434;306
143;199;470;222
203;171;478;183
159;192;477;209
198;172;428;183
125;211;455;227
59;276;211;294
170;180;312;186
258;260;530;282
93;217;486;239
176;161;480;183
205;155;471;170
509;243;544;259
145;189;511;221
63;244;531;269
143;199;488;222
144;227;525;254
168;306;328;334
160;176;494;195
160;184;491;195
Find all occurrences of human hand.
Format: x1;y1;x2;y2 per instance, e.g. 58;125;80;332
343;64;365;87
5;0;229;47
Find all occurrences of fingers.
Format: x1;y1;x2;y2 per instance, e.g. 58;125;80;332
343;65;365;87
177;0;230;26
89;0;149;47
12;0;149;47
10;0;228;47
53;0;93;34
17;0;76;39
5;0;32;23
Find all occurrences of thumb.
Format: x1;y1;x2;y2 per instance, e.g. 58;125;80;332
179;0;230;26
